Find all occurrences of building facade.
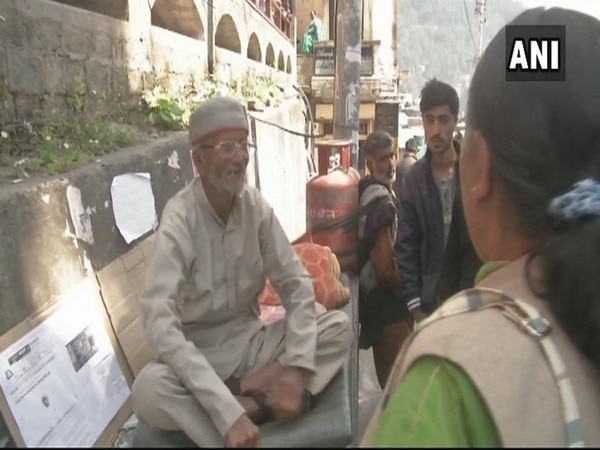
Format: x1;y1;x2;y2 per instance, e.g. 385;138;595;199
294;0;402;170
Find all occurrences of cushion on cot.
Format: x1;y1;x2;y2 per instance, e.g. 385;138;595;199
259;243;351;310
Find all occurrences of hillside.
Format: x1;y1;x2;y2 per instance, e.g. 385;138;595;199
397;0;525;102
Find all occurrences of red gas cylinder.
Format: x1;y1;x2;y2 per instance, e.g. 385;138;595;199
306;167;359;274
347;167;361;182
315;139;353;175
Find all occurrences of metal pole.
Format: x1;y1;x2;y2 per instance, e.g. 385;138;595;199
332;0;363;168
475;0;487;58
207;0;215;75
478;21;483;57
394;0;401;71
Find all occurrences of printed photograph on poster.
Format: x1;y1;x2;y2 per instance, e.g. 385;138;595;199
65;328;98;373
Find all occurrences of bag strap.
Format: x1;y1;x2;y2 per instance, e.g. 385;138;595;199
415;287;585;447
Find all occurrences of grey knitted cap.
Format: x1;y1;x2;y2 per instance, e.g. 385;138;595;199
189;97;249;145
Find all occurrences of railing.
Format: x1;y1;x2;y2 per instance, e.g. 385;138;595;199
247;0;294;41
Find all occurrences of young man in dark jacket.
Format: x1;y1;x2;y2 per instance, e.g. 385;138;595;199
395;79;481;323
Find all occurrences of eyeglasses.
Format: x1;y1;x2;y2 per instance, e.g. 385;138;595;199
198;139;254;157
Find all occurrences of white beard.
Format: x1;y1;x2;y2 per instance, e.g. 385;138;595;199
206;170;246;196
374;170;395;186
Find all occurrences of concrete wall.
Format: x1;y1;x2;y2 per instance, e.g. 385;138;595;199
214;47;295;86
0;98;309;338
149;26;207;91
297;54;315;90
252;100;310;241
0;0;298;121
0;135;194;335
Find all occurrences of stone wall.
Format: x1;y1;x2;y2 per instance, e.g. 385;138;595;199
0;0;298;122
0;0;210;121
0;1;109;120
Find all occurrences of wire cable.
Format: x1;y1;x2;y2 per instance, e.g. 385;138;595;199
462;0;478;54
249;113;325;139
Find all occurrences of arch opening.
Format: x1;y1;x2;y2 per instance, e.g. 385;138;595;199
215;14;242;53
266;44;276;67
247;33;262;62
151;0;205;40
50;0;128;20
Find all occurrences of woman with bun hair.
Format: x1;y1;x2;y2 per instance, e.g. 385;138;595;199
362;7;600;447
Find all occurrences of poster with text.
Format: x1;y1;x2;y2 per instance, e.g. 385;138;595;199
0;278;130;447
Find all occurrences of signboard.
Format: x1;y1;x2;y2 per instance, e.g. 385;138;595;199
314;45;375;77
361;46;374;77
375;102;400;137
314;47;335;76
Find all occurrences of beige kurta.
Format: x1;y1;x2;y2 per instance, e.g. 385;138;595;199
139;178;319;437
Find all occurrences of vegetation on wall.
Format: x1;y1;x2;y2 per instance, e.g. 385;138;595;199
0;85;141;179
0;116;139;176
142;72;285;130
0;70;287;183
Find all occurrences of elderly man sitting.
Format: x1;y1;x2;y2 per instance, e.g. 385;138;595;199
131;97;352;448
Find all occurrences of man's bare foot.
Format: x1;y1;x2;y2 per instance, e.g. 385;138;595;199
235;395;269;424
268;367;307;423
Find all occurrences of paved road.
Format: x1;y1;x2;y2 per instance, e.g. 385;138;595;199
353;348;383;446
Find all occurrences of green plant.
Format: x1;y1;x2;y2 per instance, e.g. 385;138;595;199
0;118;138;175
142;87;188;130
140;71;286;129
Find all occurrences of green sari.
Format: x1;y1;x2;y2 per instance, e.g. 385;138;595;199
365;262;509;447
302;17;326;54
